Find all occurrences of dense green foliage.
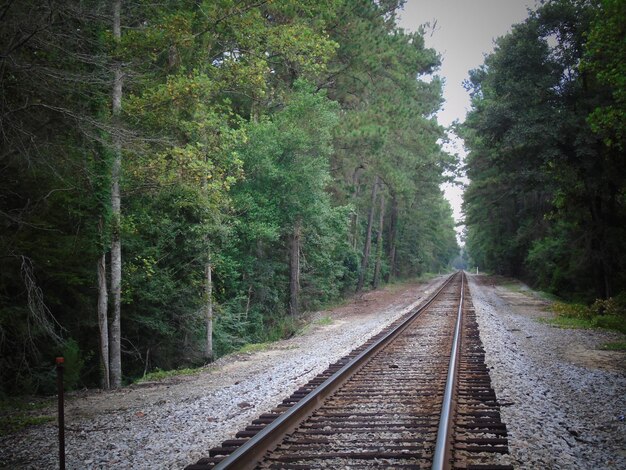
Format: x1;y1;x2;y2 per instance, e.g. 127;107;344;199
0;1;458;394
463;0;626;302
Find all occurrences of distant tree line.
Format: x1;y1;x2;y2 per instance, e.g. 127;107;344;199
0;0;458;394
463;0;626;302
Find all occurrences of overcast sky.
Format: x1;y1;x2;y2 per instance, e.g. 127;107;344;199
397;0;537;241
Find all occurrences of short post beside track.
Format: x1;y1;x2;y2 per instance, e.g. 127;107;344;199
56;356;65;470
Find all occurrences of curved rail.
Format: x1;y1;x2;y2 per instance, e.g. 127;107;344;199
210;272;460;470
432;271;464;470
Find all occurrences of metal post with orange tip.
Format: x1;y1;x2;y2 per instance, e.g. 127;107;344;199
56;356;65;470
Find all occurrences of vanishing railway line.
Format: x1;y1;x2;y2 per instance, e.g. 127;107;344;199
186;272;513;470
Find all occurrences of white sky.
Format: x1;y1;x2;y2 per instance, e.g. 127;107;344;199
397;0;537;242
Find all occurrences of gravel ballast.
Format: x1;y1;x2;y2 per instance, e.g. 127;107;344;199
468;274;626;469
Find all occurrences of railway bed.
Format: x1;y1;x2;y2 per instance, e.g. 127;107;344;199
186;272;513;469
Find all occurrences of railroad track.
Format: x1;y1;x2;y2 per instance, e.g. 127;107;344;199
187;272;513;469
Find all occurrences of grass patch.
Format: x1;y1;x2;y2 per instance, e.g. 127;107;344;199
540;316;594;329
552;302;590;318
295;314;333;337
501;282;526;293
482;275;558;302
0;398;55;436
0;414;55;436
315;296;352;311
237;342;272;354
313;315;333;326
533;290;562;302
500;279;560;301
593;314;626;334
0;397;51;413
382;272;444;291
416;272;446;282
137;367;202;383
544;300;626;334
600;341;626;351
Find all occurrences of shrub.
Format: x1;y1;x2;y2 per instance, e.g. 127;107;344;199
592;315;626;334
551;301;592;320
551;296;626;335
590;292;626;317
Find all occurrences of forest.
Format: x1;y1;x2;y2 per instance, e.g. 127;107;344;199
0;0;459;395
463;0;626;302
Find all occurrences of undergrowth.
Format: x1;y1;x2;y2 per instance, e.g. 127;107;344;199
600;341;626;351
237;342;272;354
137;367;201;383
0;398;54;436
548;295;626;335
143;276;441;386
314;315;333;326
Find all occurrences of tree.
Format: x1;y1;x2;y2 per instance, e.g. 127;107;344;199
463;0;626;300
357;176;380;292
372;190;385;288
231;82;339;317
582;0;626;151
108;0;124;389
320;0;453;289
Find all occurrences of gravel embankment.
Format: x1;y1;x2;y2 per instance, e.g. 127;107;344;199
0;276;446;469
468;275;626;469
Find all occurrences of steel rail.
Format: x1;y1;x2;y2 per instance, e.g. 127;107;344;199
431;271;465;470
210;272;459;470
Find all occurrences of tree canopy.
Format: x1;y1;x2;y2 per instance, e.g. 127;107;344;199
0;0;459;394
463;0;626;301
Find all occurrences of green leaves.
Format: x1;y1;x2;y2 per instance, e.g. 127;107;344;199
464;0;626;301
582;0;626;150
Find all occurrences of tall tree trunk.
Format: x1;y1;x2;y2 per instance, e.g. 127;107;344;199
204;260;213;361
357;176;379;292
585;180;612;299
109;0;123;388
97;250;110;390
289;218;301;316
352;213;359;250
386;194;398;282
373;192;385;289
350;165;362;250
200;127;215;359
244;284;252;321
